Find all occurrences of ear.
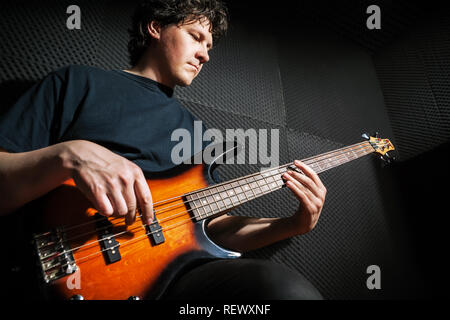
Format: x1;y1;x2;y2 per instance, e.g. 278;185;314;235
147;20;162;40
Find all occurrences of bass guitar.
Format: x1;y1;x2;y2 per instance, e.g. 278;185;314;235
3;133;394;300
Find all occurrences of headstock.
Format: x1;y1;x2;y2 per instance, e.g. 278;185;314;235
362;132;396;163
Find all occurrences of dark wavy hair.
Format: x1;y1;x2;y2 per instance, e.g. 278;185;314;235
127;0;229;67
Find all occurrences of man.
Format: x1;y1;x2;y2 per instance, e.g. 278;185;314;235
0;0;326;299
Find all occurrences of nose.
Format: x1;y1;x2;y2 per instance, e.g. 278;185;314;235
196;45;210;64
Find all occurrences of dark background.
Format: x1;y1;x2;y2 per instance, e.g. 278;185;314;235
0;0;448;299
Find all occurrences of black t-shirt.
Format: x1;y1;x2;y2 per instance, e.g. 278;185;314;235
0;65;207;174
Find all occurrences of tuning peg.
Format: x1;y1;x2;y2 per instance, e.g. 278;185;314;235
380;152;396;166
371;131;380;139
361;133;370;140
385;151;396;162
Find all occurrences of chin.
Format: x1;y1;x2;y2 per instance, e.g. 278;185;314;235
181;68;200;85
175;75;195;87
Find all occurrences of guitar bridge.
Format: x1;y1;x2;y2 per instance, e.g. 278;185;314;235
33;228;77;283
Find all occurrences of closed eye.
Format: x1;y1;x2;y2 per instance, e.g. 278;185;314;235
190;33;200;41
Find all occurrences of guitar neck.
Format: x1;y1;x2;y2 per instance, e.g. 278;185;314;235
185;141;376;221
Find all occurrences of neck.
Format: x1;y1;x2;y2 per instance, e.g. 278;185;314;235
185;141;376;221
125;53;175;89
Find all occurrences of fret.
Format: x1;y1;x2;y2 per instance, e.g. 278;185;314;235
345;152;352;160
324;159;330;169
265;174;274;184
223;191;232;207
204;189;218;213
309;162;319;172
217;185;232;209
262;169;280;192
198;191;213;217
190;193;205;220
226;182;240;207
347;150;356;160
248;176;262;195
233;181;246;203
265;174;276;190
261;169;276;179
332;158;339;167
233;182;243;203
211;186;226;211
328;158;334;168
241;179;255;199
238;179;251;202
256;174;269;193
315;161;323;173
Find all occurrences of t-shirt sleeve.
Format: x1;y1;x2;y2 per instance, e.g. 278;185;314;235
0;71;64;152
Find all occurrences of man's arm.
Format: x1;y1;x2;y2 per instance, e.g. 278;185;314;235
0;144;72;215
207;160;327;253
0;141;154;225
207;215;300;253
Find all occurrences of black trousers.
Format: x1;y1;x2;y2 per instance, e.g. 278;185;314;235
161;258;323;300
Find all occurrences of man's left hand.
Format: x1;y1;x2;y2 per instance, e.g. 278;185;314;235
282;160;327;236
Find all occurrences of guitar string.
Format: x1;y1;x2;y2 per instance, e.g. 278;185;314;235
42;141;380;246
39;142;385;268
38;141;383;257
39;141;384;251
122;140;391;218
41;142;387;271
46;141;382;271
69;140;381;229
116;141;376;216
62;140;381;233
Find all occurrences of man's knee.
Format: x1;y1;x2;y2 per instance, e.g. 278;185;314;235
235;259;323;300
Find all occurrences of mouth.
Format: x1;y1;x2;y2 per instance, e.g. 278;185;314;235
188;63;199;72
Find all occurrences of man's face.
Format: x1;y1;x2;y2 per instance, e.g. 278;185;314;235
156;18;213;88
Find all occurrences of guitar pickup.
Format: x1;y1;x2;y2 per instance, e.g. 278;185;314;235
95;214;121;264
146;219;165;246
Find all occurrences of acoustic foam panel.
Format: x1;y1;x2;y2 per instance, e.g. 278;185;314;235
277;27;395;147
0;0;435;299
374;12;450;160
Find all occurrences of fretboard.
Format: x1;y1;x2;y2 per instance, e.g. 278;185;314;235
185;141;375;221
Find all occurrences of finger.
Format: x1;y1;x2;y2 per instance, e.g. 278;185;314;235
74;176;114;216
283;172;314;199
94;192;114;217
122;184;137;226
285;173;324;218
285;170;321;198
107;190;128;218
135;176;153;226
285;180;316;213
294;160;326;191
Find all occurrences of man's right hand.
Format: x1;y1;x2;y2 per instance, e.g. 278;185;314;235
60;140;154;226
